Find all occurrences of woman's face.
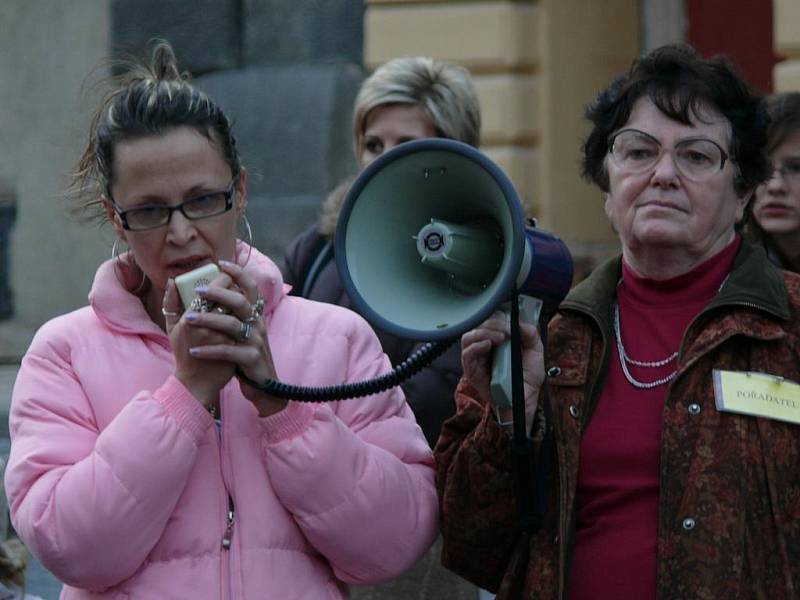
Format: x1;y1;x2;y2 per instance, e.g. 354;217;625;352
753;129;800;238
604;97;747;269
105;126;247;298
358;104;437;168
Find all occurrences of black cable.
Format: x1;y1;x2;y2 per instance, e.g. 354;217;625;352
236;340;454;402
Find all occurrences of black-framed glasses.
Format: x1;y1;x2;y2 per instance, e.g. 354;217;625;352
608;128;729;183
111;180;237;231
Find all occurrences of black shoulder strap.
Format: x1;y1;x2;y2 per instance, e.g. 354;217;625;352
298;239;334;299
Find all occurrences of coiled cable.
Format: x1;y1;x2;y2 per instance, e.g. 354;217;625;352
236;340;454;402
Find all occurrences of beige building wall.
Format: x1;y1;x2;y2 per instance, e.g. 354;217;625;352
0;0;111;347
365;0;640;272
774;0;800;92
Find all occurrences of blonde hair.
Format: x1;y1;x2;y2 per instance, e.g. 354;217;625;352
353;56;481;153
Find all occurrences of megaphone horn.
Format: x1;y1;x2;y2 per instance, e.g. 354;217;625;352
335;138;574;342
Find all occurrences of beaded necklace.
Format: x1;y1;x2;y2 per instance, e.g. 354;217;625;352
613;303;678;389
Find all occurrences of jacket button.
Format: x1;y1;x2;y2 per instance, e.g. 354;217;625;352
682;517;696;531
687;403;701;415
547;366;562;377
569;405;580;418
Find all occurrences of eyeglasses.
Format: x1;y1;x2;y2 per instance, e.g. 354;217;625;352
608;128;729;182
764;160;800;186
111;180;237;231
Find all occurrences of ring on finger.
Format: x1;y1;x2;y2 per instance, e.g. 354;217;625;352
162;307;179;318
189;297;210;313
244;296;265;323
237;320;251;343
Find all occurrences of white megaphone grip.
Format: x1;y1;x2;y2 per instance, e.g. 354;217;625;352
490;295;543;410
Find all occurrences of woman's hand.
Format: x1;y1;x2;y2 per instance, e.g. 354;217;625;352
460;310;545;430
163;278;237;410
175;260;287;417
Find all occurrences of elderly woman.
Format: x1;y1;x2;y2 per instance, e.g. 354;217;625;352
283;56;481;448
750;92;800;272
4;42;437;599
436;45;800;599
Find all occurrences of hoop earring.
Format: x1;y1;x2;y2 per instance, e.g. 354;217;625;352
237;214;253;267
112;238;147;294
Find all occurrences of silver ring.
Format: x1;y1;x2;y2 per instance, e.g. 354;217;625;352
189;297;210;313
238;320;251;342
213;306;228;315
161;307;179;318
244;296;265;323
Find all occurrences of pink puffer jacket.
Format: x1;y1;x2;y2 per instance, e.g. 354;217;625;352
5;245;438;599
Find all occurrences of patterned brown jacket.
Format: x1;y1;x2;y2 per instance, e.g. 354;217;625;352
436;240;800;599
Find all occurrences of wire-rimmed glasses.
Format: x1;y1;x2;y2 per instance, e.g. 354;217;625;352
608;128;729;183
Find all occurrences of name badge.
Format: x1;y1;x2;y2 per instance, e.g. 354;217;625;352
713;369;800;425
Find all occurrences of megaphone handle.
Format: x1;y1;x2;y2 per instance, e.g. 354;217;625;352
489;295;543;413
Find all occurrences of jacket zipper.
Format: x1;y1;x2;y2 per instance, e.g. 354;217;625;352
222;495;235;549
217;389;235;600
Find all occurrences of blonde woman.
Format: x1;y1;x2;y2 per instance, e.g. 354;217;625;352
284;56;481;448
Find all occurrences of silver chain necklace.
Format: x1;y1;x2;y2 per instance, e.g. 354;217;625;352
614;303;677;389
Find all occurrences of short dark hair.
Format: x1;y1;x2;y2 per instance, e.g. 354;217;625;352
581;44;770;196
71;40;241;223
764;92;800;153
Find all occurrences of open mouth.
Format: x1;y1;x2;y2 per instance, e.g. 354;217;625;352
168;257;209;274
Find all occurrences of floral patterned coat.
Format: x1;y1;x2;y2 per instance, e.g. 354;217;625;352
436;240;800;600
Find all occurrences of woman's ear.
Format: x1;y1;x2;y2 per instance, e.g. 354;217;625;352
234;168;248;215
102;195;126;239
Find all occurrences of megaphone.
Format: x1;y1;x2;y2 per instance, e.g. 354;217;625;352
335;138;574;346
243;138;573;406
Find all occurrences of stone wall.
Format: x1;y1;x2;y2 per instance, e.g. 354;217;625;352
0;0;111;342
774;0;800;91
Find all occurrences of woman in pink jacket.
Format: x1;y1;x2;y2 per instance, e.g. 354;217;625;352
4;42;438;599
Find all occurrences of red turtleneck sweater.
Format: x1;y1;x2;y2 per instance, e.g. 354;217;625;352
566;237;740;600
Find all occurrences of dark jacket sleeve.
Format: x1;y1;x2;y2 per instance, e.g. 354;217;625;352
282;227;310;289
401;341;461;448
435;379;523;591
282;224;326;293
